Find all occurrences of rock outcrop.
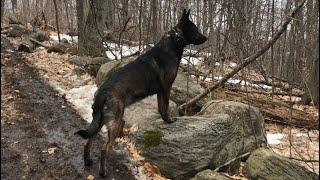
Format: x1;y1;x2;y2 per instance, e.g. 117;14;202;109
131;108;266;179
244;148;319;180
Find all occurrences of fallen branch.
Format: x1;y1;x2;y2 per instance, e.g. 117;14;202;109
178;0;306;111
30;38;50;48
289;157;319;163
228;87;303;97
211;90;318;129
213;152;251;172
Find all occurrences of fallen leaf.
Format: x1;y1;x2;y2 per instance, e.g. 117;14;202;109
47;147;57;154
129;123;139;133
87;175;94;180
6;121;15;125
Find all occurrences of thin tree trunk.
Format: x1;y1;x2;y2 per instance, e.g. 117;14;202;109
53;0;61;42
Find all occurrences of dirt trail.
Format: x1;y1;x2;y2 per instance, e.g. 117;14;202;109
1;36;136;180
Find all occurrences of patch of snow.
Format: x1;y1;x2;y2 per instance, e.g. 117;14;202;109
251;83;272;90
104;42;140;60
230;62;237;67
65;85;97;123
296;133;306;137
50;34;78;42
181;56;204;65
267;133;284;145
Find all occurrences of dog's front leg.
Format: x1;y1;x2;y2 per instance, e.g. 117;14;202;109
157;89;176;123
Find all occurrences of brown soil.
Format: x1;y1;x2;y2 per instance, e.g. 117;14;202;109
1;36;136;180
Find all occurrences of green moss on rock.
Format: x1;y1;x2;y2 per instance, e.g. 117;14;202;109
143;130;164;148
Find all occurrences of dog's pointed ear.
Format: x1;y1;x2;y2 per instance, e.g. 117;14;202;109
183;9;187;16
180;9;187;20
186;9;191;18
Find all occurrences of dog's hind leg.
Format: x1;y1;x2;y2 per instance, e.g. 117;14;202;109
99;102;124;177
84;137;93;166
117;120;125;137
84;122;103;166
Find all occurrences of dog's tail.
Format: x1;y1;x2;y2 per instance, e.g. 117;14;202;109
75;94;105;139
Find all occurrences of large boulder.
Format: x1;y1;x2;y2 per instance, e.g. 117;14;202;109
131;111;266;179
199;100;267;136
171;71;209;113
96;57;136;86
4;24;32;37
124;95;178;128
69;56;111;76
244;148;319;180
191;169;231;180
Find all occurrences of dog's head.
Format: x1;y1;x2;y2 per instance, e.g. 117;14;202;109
177;9;207;45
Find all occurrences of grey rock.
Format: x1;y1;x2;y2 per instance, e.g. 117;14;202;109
199;100;268;146
124;95;178;128
170;71;209;112
95;57;135;87
69;56;111;76
244;148;319;180
131;112;266;179
191;169;231;180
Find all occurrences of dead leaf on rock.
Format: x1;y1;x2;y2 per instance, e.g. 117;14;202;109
6;121;15;125
87;175;94;180
129;123;139;133
47;147;57;155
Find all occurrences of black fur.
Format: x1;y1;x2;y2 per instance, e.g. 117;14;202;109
75;9;207;139
75;9;206;177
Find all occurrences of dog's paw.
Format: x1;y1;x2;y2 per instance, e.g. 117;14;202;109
164;117;177;123
84;159;93;166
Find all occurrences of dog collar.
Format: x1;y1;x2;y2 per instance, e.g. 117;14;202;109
168;27;188;48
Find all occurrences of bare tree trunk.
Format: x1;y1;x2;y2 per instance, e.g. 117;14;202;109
77;0;106;57
1;0;5;24
53;0;61;42
64;0;71;32
11;0;17;16
151;0;158;43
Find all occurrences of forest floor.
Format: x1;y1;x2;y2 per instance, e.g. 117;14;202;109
1;34;319;179
1;36;137;180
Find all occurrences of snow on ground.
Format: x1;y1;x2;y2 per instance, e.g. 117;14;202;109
181;56;204;65
196;75;273;90
65;85;97;122
104;42;139;60
230;62;237;67
50;34;78;42
267;133;285;145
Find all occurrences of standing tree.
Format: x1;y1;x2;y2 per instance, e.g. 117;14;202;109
76;0;106;57
1;0;5;23
53;0;61;42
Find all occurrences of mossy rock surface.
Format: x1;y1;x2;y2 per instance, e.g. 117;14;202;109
244;148;319;180
142;130;164;148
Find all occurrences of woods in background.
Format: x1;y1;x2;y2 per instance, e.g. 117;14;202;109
1;0;319;106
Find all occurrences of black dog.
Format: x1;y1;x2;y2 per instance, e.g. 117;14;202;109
75;9;207;176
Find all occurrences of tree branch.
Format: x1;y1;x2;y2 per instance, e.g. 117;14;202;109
178;0;307;111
